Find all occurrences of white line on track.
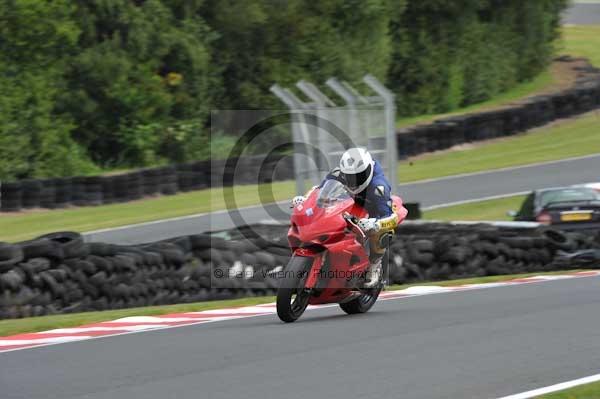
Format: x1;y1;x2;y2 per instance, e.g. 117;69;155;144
82;201;289;237
497;373;600;399
421;191;530;211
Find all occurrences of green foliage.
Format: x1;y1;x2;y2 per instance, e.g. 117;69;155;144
388;0;568;115
0;0;568;179
203;0;394;109
0;0;96;180
58;0;215;168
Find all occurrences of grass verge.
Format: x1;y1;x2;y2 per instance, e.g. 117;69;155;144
399;111;600;182
0;270;586;337
562;25;600;67
0;181;296;242
396;70;554;128
423;195;527;222
536;380;600;398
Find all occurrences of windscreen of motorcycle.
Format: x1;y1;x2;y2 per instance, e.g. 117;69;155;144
317;179;351;208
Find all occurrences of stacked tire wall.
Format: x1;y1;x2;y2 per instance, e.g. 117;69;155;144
1;223;599;319
396;58;600;158
0;155;296;212
2;58;600;212
387;223;600;284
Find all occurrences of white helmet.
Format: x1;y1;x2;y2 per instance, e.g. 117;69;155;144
339;147;374;194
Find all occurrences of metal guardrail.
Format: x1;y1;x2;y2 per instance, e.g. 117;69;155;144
271;75;397;195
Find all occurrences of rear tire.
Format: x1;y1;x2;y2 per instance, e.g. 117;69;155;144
276;256;313;323
340;248;389;315
339;286;382;314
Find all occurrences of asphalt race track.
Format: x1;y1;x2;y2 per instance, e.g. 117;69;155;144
564;1;600;25
2;276;600;399
85;154;600;244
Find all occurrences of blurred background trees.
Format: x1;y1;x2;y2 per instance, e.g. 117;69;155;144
0;0;568;179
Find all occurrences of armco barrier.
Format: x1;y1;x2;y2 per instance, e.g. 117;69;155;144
0;223;599;319
2;58;599;212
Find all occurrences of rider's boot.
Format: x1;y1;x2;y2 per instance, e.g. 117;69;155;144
363;257;382;288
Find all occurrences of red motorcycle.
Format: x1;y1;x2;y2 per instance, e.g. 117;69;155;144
276;179;408;322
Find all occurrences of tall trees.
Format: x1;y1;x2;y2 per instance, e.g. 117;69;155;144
58;0;215;167
0;0;569;179
388;0;568;115
0;0;95;179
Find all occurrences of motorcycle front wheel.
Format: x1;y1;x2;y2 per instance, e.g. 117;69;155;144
276;255;313;323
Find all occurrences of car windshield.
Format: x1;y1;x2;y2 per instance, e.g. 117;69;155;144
317;179;351;208
540;188;600;207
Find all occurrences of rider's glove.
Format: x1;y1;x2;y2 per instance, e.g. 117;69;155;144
291;196;306;208
358;218;380;233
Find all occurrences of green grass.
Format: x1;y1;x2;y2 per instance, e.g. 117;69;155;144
0;182;296;242
398;111;600;182
397;70;555;128
562;25;600;67
536;380;600;398
423;195;527;222
0;269;585;337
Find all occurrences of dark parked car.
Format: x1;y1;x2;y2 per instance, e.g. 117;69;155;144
511;187;600;229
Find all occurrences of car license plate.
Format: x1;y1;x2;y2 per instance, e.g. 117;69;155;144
560;212;592;222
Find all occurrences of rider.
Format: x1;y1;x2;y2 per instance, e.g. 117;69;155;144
293;147;399;288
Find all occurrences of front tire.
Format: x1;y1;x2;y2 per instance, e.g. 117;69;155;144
276;256;313;323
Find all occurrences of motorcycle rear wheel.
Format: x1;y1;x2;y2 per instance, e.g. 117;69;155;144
276;256;312;323
340;250;388;315
339;286;382;314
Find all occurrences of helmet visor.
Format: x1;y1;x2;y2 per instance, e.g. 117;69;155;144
341;164;372;192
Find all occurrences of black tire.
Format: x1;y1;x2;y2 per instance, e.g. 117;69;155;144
255;251;276;267
189;234;213;250
408;248;434;266
0;243;24;272
19;257;51;276
440;246;471;264
165;236;192;253
0;270;24;291
412;239;434;252
264;246;291;257
498;236;534;249
339;286;382;314
19;239;60;260
276;255;312;323
21;179;42;209
542;229;576;252
36;231;87;259
89;242;118;257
